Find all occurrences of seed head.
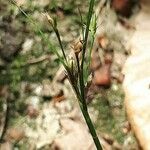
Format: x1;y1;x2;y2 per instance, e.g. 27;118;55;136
43;12;54;25
71;39;83;55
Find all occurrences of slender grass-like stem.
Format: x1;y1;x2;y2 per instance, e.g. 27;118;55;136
81;0;95;68
75;54;80;74
71;87;103;149
79;0;95;101
53;27;67;62
79;101;103;150
78;8;85;41
10;0;103;149
77;0;103;149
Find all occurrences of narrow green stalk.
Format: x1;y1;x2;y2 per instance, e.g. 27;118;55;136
77;0;103;149
53;27;67;63
84;15;97;83
70;83;101;149
69;68;103;149
11;0;103;149
88;35;95;68
79;102;103;150
81;0;95;68
75;54;80;73
78;8;85;41
80;0;95;101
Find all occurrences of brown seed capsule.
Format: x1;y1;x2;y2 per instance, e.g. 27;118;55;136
71;39;83;55
43;12;54;25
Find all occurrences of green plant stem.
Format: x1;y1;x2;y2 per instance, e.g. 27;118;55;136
76;0;103;149
78;98;103;150
80;0;95;102
78;0;95;133
81;0;95;68
75;54;80;74
70;82;103;149
11;0;103;149
78;8;85;41
53;27;67;63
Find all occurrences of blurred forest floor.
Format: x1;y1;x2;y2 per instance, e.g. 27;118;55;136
0;0;140;149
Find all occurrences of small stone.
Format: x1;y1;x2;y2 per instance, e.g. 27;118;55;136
93;64;111;87
27;104;39;118
22;38;34;54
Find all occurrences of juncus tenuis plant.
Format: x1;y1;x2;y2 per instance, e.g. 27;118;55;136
11;0;103;149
